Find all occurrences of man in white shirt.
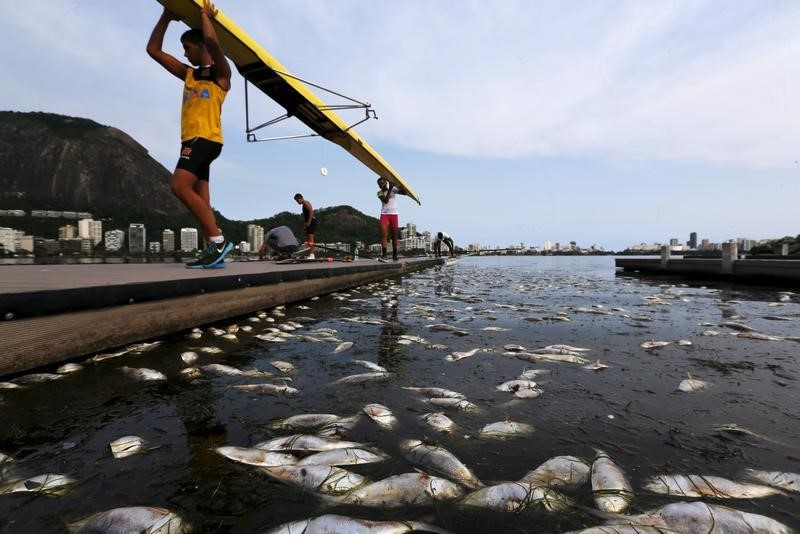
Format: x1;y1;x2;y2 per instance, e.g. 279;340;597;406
434;231;455;258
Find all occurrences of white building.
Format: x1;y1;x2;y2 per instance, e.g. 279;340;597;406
59;225;76;239
105;229;125;251
247;224;264;253
162;229;175;252
78;218;103;245
180;228;199;252
129;224;146;253
0;227;17;253
149;241;161;253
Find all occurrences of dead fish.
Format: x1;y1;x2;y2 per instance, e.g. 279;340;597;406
331;472;464;507
701;330;720;336
427;323;459;331
332;372;391;385
503;344;527;352
362;403;398;430
719;321;757;332
677;339;693;347
591;449;633;513
583;360;609;371
479;420;534;439
425;398;478;411
742;469;800;493
202;364;272;378
87;349;130;363
262;514;450;534
271;414;344;431
1;473;74;495
317;415;362;438
677;372;710;392
640;340;671;350
399;335;429;344
56;363;84;374
179;367;202;380
518;369;550;380
231;383;298;395
519;455;590;490
351;360;388;373
445;348;481;362
513;352;589;364
590;501;793;534
125;341;162;353
643;473;782;499
67;506;189;533
712;423;788;447
496;380;543;399
270;361;296;373
120;366;166;382
109;436;146;459
255;435;363;452
215;446;296;467
0;382;22;389
334;341;354;353
197;345;224;354
296;448;389;467
731;331;783;341
12;373;64;384
399;439;483;490
179;351;199;365
482;326;510;332
402;386;465;399
420;412;457;433
459;482;572;513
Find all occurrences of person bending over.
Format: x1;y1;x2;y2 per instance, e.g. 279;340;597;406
434;231;455;258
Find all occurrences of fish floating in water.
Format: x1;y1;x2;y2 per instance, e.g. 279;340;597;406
479;420;534;439
231;383;298;396
420;412;457;433
109;436;146;459
260;464;368;495
459;482;572;513
445;348;481;362
67;506;190;533
362;403;398;430
296;448;388;467
496;380;543;399
270;361;296;373
255;434;364;452
425;398;478;411
330;472;464;508
262;514;451;534
399;439;483;490
640;340;671;350
741;469;800;493
119;366;166;382
56;363;83;374
591;449;633;513
643;473;783;499
331;372;391;385
215;446;297;467
1;473;74;495
677;372;710;392
519;455;590;490
334;341;354;353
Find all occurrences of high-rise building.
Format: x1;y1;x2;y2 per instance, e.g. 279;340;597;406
105;229;125;251
59;225;76;239
543;240;553;252
162;229;175;252
669;238;678;247
247;224;264;253
181;228;199;252
78;218;103;245
689;232;697;249
149;242;161;253
129;224;146;253
0;227;17;253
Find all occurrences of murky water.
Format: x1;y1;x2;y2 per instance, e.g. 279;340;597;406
1;256;798;532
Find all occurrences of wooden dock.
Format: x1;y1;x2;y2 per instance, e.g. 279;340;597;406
615;256;800;284
0;257;442;377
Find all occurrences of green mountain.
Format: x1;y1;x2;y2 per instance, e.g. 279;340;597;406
0;111;380;249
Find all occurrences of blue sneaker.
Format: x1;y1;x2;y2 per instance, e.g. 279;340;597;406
186;240;233;269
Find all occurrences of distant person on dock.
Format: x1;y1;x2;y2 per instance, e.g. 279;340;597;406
434;232;455;258
294;193;316;259
260;226;301;260
147;0;233;269
376;177;407;262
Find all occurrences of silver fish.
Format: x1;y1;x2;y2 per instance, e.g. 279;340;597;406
582;360;609;371
479;421;534;439
231;383;298;395
109;435;146;459
419;412;457;433
270;361;296;373
317;415;362;438
67;506;189;533
1;473;74;495
334;341;354;353
519;455;591;490
12;373;64;384
399;439;483;489
296;448;389;467
732;331;783;341
255;435;363;452
496;380;542;399
742;469;800;493
260;464;367;495
56;363;84;374
351;360;388;373
271;414;344;431
512;352;589;364
545;344;591;352
120;366;166;381
263;514;451;534
201;364;272;377
332;372;391;385
362;403;398;430
425;398;478;411
445;348;481;362
588;501;793;534
643;473;782;499
591;449;633;513
215;446;296;467
459;482;572;513
640;340;671;349
179;351;199;365
402;386;465;399
677;372;710;392
332;472;464;507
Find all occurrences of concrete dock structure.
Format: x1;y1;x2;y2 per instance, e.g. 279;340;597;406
616;245;800;284
0;257;442;377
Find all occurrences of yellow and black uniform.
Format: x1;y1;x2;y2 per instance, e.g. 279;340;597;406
176;66;227;181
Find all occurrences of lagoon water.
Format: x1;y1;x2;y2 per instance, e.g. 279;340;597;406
1;256;798;532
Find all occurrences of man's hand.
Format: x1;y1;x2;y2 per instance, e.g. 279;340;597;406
201;0;218;19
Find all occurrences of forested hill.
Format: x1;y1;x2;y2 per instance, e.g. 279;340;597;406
0;111;379;246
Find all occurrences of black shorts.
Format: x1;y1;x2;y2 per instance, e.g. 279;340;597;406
306;218;317;234
176;137;222;181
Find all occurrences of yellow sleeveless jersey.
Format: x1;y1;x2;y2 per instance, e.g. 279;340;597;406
181;66;227;143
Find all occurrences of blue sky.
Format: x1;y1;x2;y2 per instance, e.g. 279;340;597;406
4;1;800;251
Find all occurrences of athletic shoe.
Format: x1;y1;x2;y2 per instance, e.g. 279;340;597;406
186;240;233;269
378;257;389;263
